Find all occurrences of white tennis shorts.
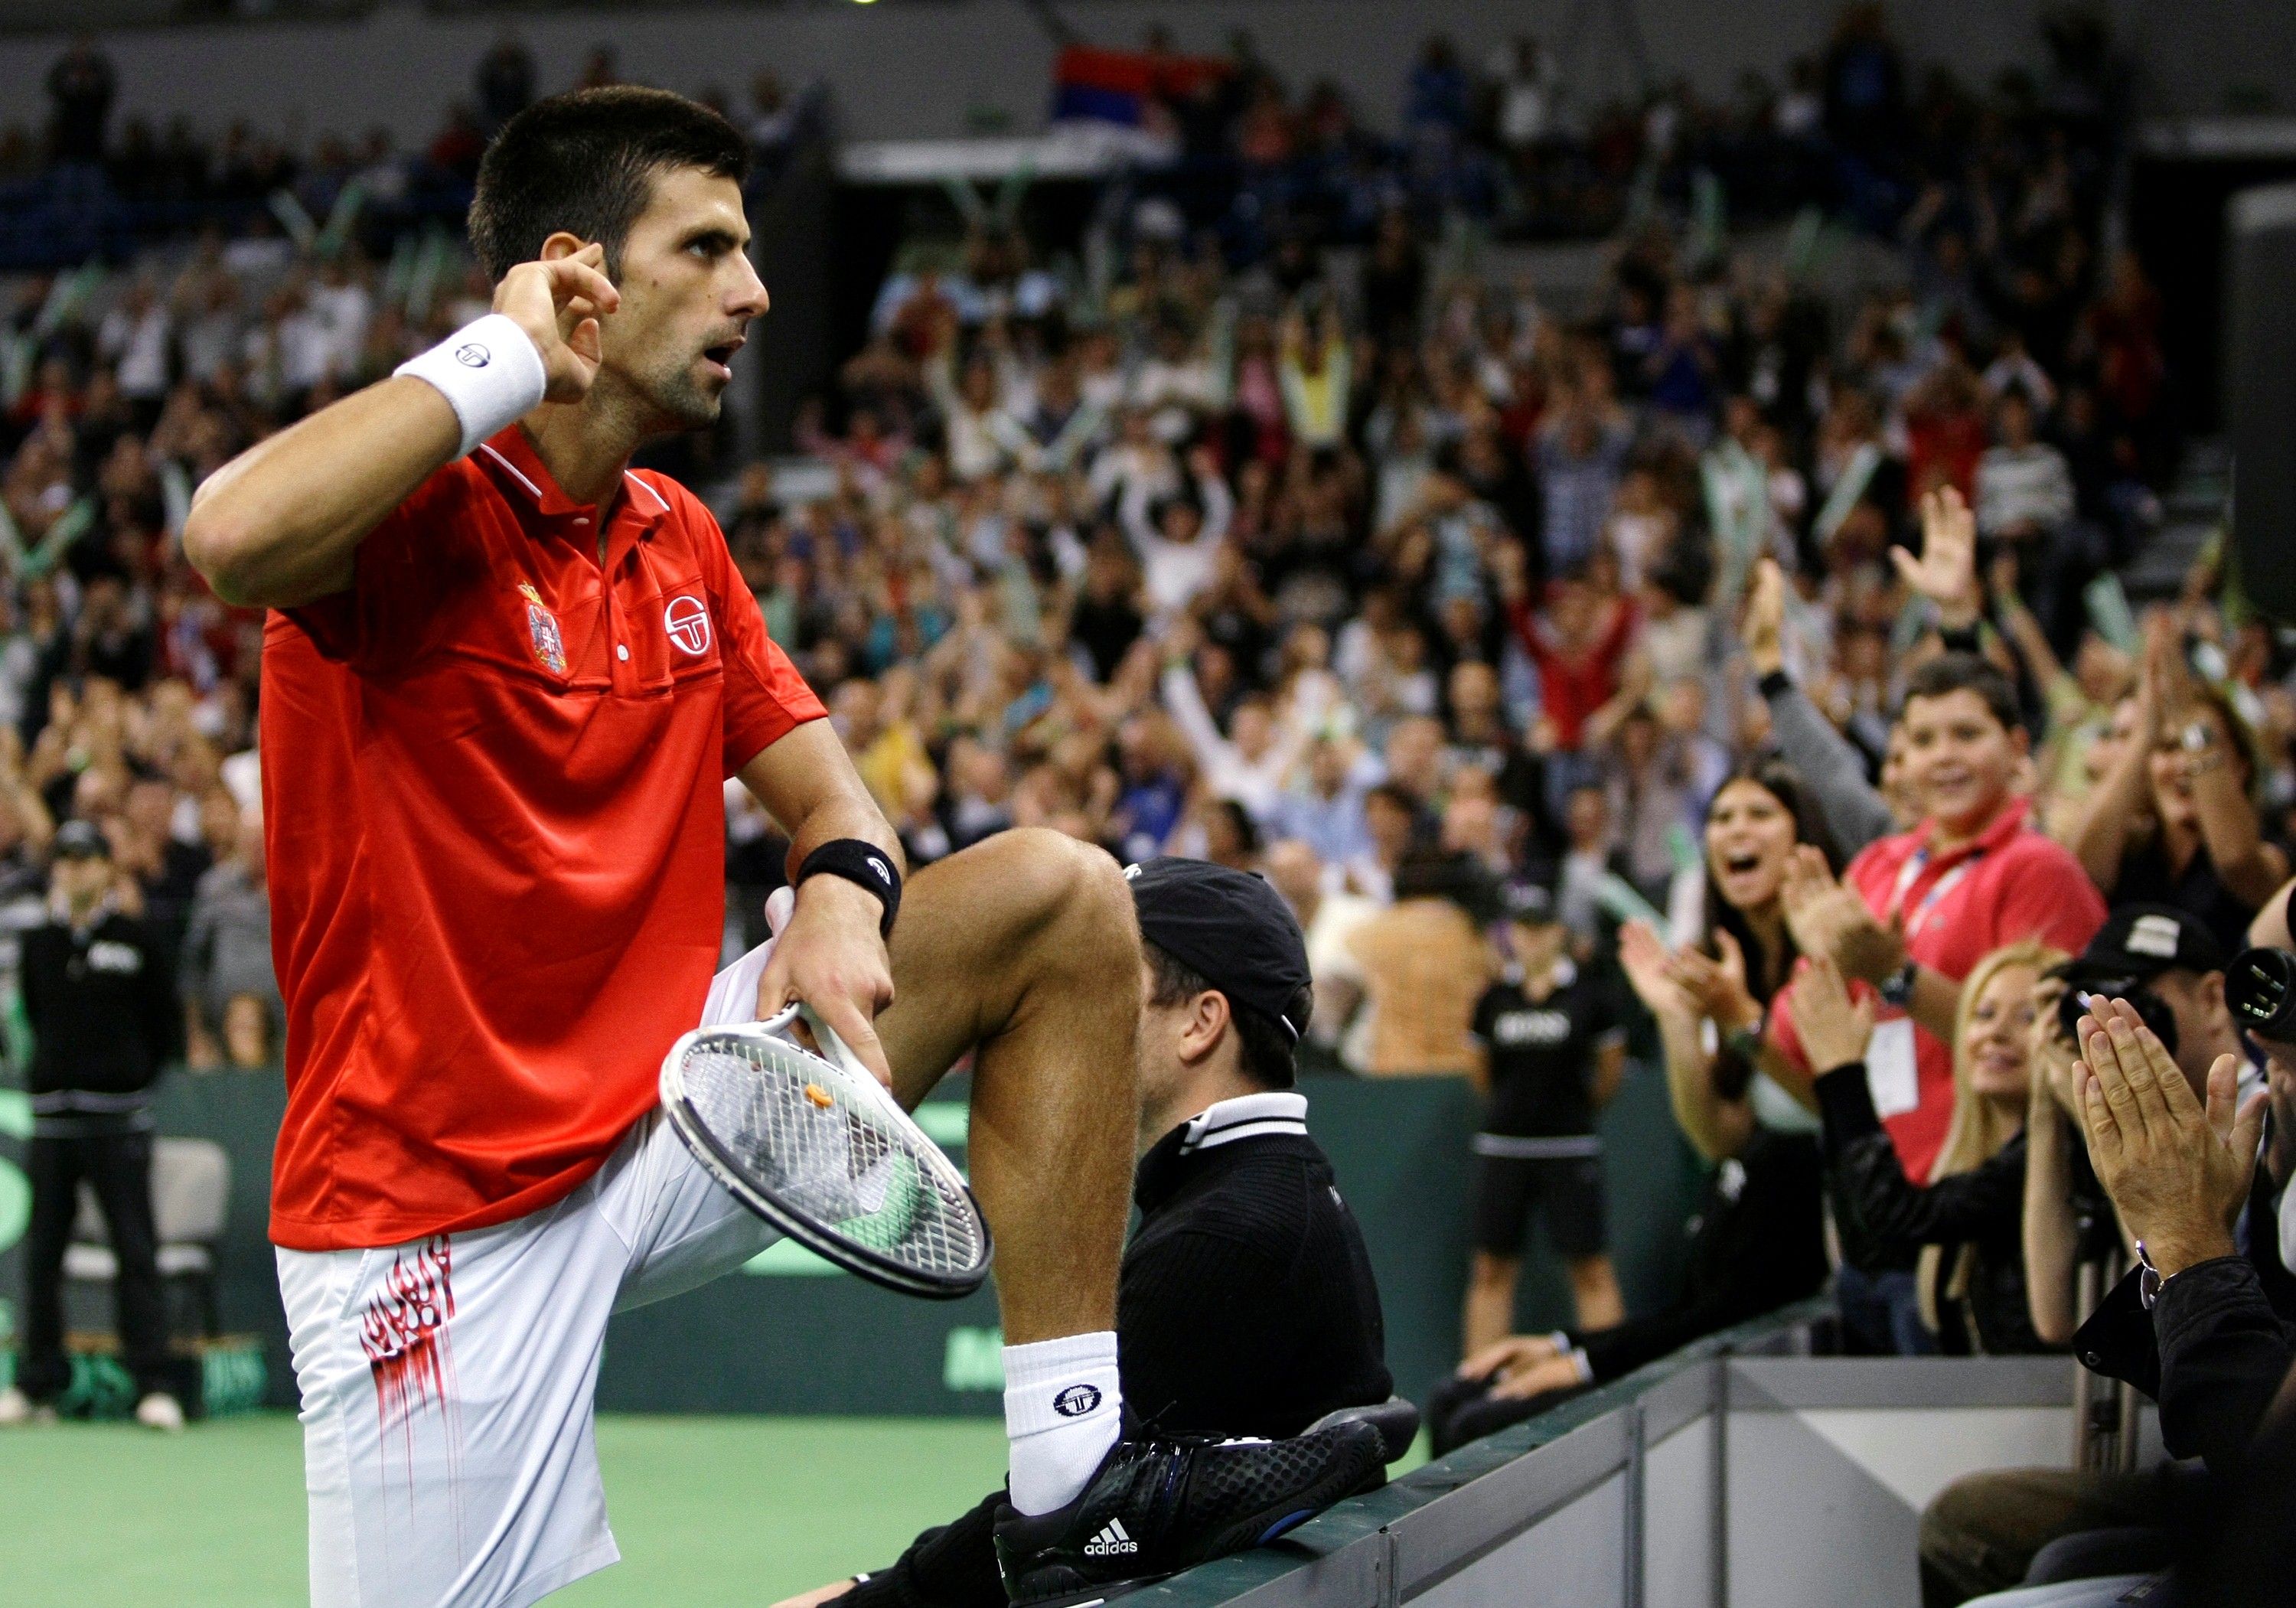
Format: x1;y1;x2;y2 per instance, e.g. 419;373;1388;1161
279;938;791;1608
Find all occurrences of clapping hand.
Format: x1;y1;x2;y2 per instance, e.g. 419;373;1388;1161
1619;920;1695;1023
1665;929;1762;1032
2076;996;2265;1278
1787;955;1876;1076
1779;845;1904;986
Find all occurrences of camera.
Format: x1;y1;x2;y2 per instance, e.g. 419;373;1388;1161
2226;946;2296;1042
2054;974;2180;1057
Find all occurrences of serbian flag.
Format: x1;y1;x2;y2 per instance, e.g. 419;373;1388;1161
1051;44;1227;126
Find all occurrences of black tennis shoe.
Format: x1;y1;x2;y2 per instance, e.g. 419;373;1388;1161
992;1420;1385;1606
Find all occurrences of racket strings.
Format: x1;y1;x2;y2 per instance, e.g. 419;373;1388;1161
678;1037;985;1280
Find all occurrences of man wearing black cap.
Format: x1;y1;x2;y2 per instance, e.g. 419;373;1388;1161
0;819;186;1431
1915;903;2290;1603
777;858;1399;1608
1460;880;1626;1358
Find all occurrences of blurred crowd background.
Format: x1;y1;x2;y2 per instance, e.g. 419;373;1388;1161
0;5;2210;1078
11;5;2296;1598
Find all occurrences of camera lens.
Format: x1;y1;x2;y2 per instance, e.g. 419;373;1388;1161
2055;976;2180;1057
2227;948;2296;1040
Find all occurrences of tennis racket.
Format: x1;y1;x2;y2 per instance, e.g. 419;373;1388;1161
659;1003;993;1299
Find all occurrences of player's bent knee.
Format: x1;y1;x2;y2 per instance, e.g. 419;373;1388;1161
971;829;1138;966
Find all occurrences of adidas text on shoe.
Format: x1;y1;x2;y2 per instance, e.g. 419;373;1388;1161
1082;1518;1137;1559
993;1420;1383;1606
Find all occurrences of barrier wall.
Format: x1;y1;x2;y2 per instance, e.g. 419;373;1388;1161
1141;1305;2158;1608
0;1062;1705;1417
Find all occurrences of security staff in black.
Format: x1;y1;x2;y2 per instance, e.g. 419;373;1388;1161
11;819;186;1424
1463;881;1627;1357
781;858;1404;1608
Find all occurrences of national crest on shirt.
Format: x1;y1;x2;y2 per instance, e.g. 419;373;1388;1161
517;582;566;674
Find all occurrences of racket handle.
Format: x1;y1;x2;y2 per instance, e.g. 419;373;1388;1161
798;1003;896;1102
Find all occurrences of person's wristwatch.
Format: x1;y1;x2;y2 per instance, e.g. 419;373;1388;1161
1878;960;1919;1009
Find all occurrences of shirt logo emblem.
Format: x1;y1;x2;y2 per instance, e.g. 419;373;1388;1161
455;343;491;367
518;583;566;675
665;595;711;657
87;940;142;974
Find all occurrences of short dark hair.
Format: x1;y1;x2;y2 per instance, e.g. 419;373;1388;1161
1144;940;1308;1090
1903;651;2022;733
1363;782;1417;817
468;87;748;282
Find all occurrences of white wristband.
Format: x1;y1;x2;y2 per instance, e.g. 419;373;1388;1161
393;313;548;458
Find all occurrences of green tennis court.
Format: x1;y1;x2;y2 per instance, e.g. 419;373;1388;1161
0;1413;1013;1607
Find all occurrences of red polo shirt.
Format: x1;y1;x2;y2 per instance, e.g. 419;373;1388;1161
262;426;825;1251
1769;795;2104;1179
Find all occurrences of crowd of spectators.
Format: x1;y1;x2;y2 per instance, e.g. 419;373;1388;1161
1048;3;2129;255
0;32;820;267
756;10;2296;1599
5;8;2296;1593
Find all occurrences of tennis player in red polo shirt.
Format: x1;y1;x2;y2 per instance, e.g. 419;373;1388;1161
1768;651;2107;1177
185;90;1370;1608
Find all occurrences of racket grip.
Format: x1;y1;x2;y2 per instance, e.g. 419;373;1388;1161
798;1003;895;1101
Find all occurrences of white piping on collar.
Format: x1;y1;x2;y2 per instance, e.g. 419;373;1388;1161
477;442;545;501
1178;1091;1309;1154
625;471;670;510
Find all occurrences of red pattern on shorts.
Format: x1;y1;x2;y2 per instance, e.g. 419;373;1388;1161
360;1235;457;1434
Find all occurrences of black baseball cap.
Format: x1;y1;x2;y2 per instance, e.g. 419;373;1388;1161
1499;879;1559;926
2060;903;2229;987
1125;858;1312;1042
52;819;109;862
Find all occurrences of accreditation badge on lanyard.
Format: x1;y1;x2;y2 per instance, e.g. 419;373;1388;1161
1887;843;1981;944
1864;843;1980;1118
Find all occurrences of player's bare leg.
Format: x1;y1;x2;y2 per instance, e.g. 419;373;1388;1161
876;830;1381;1602
1567;1253;1626;1331
1463;1251;1522;1359
877;827;1140;1345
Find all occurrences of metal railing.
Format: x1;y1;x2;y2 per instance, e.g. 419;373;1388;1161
1135;1299;2111;1608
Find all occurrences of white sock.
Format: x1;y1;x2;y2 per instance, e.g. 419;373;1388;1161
1003;1331;1123;1515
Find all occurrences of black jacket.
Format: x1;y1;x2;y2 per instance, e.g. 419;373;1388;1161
840;1097;1394;1608
2076;1256;2296;1476
21;906;181;1125
1117;1105;1394;1434
1814;1062;2044;1355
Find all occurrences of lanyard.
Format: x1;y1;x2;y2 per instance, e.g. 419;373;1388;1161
1887;844;1981;942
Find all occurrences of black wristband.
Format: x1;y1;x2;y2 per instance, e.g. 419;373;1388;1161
797;838;902;938
1938;619;1984;656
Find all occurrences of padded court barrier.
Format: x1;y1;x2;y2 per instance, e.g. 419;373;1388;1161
1137;1301;2162;1608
